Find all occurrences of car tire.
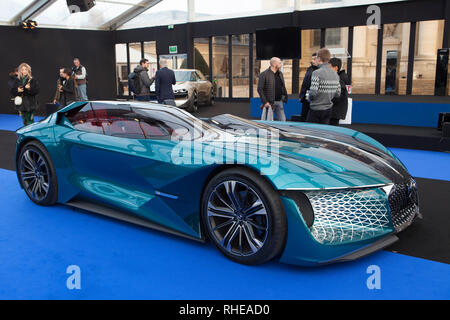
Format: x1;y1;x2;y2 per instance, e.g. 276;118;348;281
187;91;198;113
201;167;287;265
17;140;58;206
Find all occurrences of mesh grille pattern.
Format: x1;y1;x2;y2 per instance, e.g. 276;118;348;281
389;180;419;231
306;188;392;245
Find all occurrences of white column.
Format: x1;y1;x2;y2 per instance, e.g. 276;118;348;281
294;0;302;11
188;0;195;22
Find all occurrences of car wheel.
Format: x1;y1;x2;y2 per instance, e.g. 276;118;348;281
187;91;198;113
202;167;287;265
17;140;58;206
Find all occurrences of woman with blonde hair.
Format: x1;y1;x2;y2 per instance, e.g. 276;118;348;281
10;63;40;126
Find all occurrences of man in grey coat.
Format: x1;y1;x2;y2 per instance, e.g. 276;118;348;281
134;58;155;101
307;48;341;124
257;57;288;121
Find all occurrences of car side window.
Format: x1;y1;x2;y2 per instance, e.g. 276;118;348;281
190;72;198;82
195;71;205;81
64;103;104;135
91;102;146;140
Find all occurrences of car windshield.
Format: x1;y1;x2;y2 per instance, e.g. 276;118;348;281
174;70;191;82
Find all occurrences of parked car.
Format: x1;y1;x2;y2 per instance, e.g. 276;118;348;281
150;69;214;113
15;101;421;267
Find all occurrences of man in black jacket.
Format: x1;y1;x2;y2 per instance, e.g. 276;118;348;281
134;59;155;101
329;58;350;126
257;57;288;121
155;59;176;106
299;53;318;122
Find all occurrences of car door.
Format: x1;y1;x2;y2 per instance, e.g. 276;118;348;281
55;102;203;238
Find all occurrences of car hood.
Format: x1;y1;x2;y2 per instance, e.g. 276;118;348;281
206;115;411;190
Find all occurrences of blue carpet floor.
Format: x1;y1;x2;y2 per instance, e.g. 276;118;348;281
389;148;450;182
0;168;449;300
0;114;43;132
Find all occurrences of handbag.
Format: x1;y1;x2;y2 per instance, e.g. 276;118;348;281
14;96;22;106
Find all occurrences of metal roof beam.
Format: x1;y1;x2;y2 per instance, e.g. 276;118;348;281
11;0;57;25
103;0;162;31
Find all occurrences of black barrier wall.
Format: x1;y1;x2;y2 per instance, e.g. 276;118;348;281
0;26;115;115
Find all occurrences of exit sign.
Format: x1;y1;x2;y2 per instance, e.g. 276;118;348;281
169;45;178;54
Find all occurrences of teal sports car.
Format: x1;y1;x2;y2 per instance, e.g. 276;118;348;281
15;101;420;266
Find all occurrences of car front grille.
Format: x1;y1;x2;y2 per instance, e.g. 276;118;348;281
305;188;392;245
388;179;419;232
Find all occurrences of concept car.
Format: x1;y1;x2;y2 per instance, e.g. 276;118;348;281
150;69;214;113
15;101;420;266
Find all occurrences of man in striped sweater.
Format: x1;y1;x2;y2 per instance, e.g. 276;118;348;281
307;48;341;124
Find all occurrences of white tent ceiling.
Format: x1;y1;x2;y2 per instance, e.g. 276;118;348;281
0;0;409;31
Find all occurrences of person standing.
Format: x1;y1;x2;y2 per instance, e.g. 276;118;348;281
299;53;318;122
72;58;88;101
133;58;155;101
58;68;78;107
10;63;40;126
329;57;350;126
306;48;341;124
155;59;176;106
53;67;65;105
257;57;288;121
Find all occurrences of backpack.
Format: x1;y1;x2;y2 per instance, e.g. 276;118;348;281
128;71;141;95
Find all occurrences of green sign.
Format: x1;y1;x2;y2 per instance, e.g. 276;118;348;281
169;45;178;54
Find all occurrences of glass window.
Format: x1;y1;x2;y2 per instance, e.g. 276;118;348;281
232;34;250;98
380;23;410;95
92;103;146;139
194;38;210;80
351;25;379;94
212;36;229;98
115;44;129;96
120;0;188;29
326;27;349;73
412;20;445;95
194;0;295;22
0;0;35;23
35;0;135;29
174;70;192;82
129;42;143;73
65;103;104;135
299;29;321;92
161;54;188;70
144;41;158;77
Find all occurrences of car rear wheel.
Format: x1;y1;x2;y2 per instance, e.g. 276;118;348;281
187;91;198;113
202;168;287;265
17;140;58;206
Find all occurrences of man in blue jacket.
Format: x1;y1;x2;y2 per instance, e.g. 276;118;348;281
155;59;176;106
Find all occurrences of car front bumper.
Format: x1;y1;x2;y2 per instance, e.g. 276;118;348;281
279;180;420;266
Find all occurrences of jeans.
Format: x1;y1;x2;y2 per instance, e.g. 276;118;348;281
261;101;286;121
77;84;88;101
136;95;151;102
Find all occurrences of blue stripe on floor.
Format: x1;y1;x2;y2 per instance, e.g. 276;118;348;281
0;114;43;132
389;148;450;182
0;168;448;300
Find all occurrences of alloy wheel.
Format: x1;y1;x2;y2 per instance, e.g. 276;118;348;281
20;149;50;201
206;180;269;256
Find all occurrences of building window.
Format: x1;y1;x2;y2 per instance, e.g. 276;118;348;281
326;27;349;74
232;34;250;98
412;20;445;95
115;44;128;96
194;38;210;80
212;36;229;98
351;25;378;94
380;23;410;95
143;41;157;78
